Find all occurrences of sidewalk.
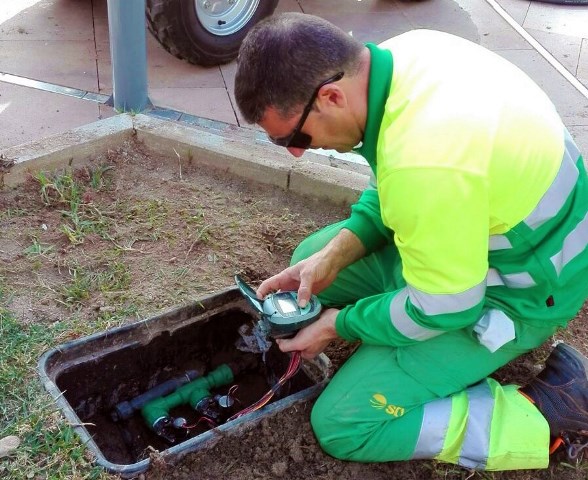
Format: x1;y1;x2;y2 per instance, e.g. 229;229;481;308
0;0;587;153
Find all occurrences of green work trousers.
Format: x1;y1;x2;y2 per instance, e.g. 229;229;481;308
292;221;583;470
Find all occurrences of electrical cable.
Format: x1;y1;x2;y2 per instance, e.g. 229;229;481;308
227;351;302;421
227;384;241;403
183;416;217;430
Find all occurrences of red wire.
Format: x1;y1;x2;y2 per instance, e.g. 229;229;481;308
228;351;302;421
183;416;217;430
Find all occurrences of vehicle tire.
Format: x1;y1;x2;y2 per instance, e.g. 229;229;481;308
146;0;279;67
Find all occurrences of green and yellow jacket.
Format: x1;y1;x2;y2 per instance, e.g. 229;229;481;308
336;30;588;347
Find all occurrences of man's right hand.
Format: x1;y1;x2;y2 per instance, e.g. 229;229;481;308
256;228;366;307
256;250;338;307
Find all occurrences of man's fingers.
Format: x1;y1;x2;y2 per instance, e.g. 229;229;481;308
297;270;315;307
257;268;301;299
257;274;287;298
296;284;310;307
256;278;274;299
275;338;295;352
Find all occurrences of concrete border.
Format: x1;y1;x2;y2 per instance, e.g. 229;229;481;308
1;113;370;205
1;115;134;188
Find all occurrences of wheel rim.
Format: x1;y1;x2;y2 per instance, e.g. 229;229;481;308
194;0;261;36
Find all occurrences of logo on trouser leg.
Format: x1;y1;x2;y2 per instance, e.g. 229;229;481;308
370;393;405;417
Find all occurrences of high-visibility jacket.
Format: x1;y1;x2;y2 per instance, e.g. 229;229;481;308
292;31;588;470
336;30;588;351
301;30;588;471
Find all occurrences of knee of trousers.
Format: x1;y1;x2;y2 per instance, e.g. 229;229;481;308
310;390;408;461
310;385;418;462
291;236;326;265
290;224;343;266
310;393;355;460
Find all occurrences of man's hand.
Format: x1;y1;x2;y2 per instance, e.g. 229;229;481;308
275;308;340;360
256;252;338;307
256;228;366;307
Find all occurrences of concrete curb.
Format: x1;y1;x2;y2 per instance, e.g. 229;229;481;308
1;113;370;205
1;116;134;188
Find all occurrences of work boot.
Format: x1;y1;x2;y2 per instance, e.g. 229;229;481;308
521;343;588;459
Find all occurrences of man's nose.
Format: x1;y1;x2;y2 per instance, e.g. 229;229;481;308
287;147;306;157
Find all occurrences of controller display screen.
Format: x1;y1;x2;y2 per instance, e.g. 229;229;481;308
277;298;297;314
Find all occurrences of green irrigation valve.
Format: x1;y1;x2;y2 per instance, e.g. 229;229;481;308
141;363;234;434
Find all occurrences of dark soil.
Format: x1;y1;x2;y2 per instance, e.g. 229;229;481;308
2;140;587;480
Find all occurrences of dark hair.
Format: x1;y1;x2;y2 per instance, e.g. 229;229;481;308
235;12;364;124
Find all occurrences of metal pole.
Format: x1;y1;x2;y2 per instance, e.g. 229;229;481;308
107;0;150;112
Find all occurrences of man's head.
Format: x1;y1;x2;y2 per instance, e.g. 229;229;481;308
235;13;366;156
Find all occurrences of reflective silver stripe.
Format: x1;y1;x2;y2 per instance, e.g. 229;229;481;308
406;282;485;316
565;128;581;165
389;289;444;341
524;133;579;230
473;309;516;353
489;235;512;250
551;210;588;275
486;268;536;288
500;271;536;288
459;381;493;470
486;268;504;287
486;269;504;287
412;397;452;459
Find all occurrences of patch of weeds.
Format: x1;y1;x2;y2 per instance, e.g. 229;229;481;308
89;165;114;191
123;199;170;239
185;212;212;244
0;207;28;220
59;201;111;245
0;302;109;479
23;236;54;257
96;261;131;293
114;107;142;115
60;261;132;309
182;207;206;224
96;303;140;329
34;169;80;207
61;266;93;307
278;211;300;222
421;462;491;480
33;167;114;245
171;266;190;283
144;199;169;228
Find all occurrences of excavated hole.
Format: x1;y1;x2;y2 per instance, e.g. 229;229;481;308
49;303;316;466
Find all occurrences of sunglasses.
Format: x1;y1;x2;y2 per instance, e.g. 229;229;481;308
268;71;344;150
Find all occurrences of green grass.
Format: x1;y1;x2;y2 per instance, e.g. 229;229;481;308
61;266;93;306
0;161;221;479
23;236;54;257
33;167;113;245
0;291;110;479
0;207;29;220
89;165;114;191
60;261;132;309
59;205;110;245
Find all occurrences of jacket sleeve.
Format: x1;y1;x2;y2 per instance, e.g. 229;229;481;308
342;177;394;253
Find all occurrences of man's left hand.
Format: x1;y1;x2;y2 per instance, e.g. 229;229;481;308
275;308;340;360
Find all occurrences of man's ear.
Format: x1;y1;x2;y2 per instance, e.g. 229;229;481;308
317;84;347;110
